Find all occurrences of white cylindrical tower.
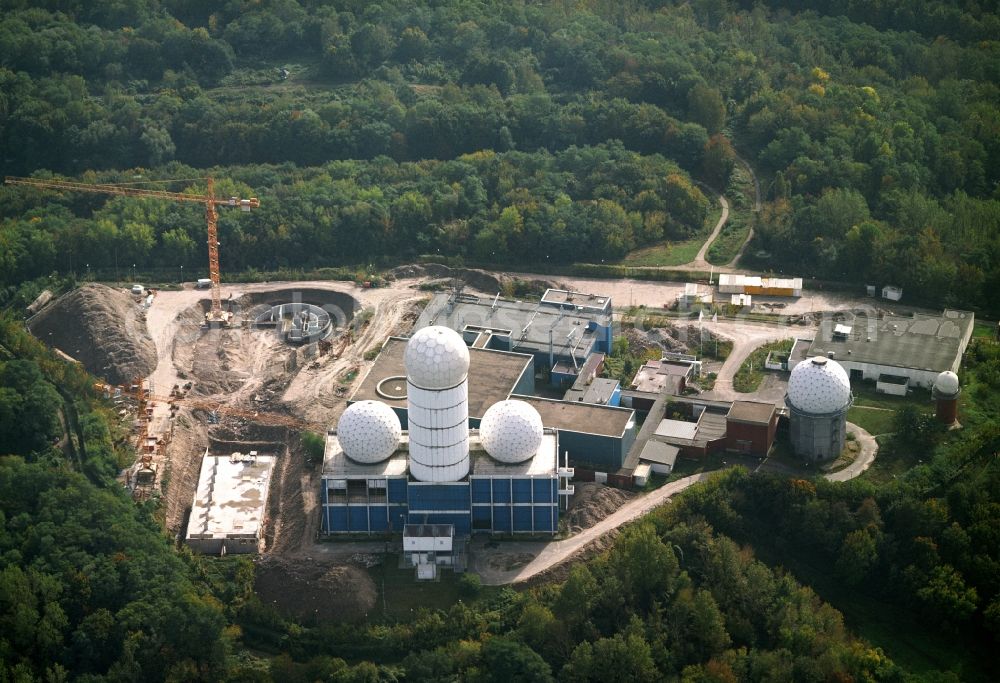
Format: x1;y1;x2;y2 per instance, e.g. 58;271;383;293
785;356;853;462
404;326;471;482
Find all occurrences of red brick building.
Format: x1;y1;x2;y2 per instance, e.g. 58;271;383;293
724;401;778;457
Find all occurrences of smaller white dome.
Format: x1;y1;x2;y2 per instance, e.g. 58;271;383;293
934;371;960;396
404;326;470;389
479;400;544;463
787;356;852;415
336;401;401;463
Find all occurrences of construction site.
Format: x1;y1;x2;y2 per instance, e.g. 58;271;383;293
16;174;961;616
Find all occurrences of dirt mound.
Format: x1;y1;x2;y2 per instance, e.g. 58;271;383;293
29;284;157;385
562;483;636;533
255;557;376;622
388;263;503;293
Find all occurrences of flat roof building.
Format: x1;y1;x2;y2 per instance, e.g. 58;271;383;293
808;309;974;389
718;274;802;297
416;289;613;369
512;395;638;471
350;337;535;424
186;451;275;555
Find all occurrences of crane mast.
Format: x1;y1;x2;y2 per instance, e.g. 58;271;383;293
4;175;259;324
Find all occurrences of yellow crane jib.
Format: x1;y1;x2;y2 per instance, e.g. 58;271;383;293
4;175;259;325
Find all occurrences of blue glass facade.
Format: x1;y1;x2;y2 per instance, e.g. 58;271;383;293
321;475;559;535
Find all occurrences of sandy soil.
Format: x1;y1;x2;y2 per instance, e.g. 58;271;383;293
29;283;157;385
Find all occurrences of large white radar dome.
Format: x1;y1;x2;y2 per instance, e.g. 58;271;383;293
787;356;852;415
336;400;401;463
479;400;544;463
404;326;470;389
934;371;960;396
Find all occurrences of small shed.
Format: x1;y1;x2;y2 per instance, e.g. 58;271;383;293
882;285;903;301
639;441;679;474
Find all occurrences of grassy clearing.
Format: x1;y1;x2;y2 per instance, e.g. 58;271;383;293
733;339;793;393
618;202;722;267
846;406;896;436
705;214;751;266
851;382;932;411
372;554;501;620
971;320;996;338
619;238;705;266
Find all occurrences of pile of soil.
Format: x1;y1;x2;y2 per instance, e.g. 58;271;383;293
642;324;723;356
28;284;157;385
255;558;376;622
562;483;635;533
388;263;503;293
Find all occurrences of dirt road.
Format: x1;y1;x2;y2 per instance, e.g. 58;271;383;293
472;472;714;585
689;195;730;269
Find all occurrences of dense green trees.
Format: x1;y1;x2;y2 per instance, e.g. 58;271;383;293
0;315;231;681
2;1;998;312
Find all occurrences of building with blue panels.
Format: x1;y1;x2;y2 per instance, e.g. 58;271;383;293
320;431;570;536
513;395;638;471
415;289;613;372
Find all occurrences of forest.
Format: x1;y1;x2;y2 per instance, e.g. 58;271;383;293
3;307;997;681
2;0;1000;681
0;0;998;312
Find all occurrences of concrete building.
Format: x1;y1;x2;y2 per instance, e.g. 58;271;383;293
882;285;903;301
677;283;713;309
624;357;701;412
322;327;572;541
808;309;974;389
718;274;802;297
786;357;853;462
186;450;275;555
415;289;613;374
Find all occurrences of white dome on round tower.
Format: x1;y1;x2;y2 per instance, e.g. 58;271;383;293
787;356;852;415
479;400;544;463
336;400;401;463
934;371;960;397
404;326;470;389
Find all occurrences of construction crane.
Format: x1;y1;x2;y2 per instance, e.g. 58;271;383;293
4;175;259;325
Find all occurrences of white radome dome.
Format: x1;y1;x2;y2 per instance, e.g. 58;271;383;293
787;356;852;415
404;326;470;389
934;371;960;396
336;400;401;463
479;400;544;463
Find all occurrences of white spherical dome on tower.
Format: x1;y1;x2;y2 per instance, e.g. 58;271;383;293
787;356;852;415
934;370;960;397
404;326;470;389
336;400;401;463
479;400;544;463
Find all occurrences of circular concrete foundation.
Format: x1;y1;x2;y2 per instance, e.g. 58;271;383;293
253;302;333;344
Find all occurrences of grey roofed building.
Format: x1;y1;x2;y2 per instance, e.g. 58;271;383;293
415;290;613;368
639;441;679;472
727;400;776;425
808;309;974;389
